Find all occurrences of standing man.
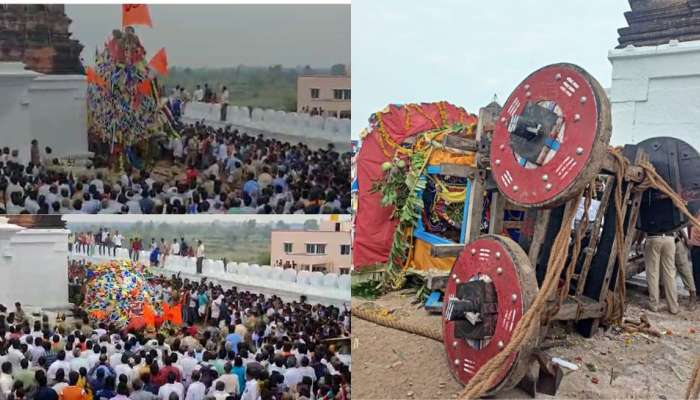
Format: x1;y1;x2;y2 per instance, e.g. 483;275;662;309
644;232;679;314
195;240;205;274
675;229;696;310
193;85;204;102
220;86;229;121
690;213;700;299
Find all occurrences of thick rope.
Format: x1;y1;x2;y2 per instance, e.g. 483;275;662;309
687;357;700;400
609;149;629;323
353;306;443;342
457;197;580;399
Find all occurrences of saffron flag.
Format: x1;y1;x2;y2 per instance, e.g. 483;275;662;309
137;79;152;96
86;67;106;87
169;304;183;326
142;301;156;328
148;48;169;77
122;4;153;28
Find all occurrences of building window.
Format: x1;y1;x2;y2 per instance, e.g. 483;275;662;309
283;242;293;254
340;244;351;255
310;88;320;99
333;89;343;100
339;268;350;275
312;265;328;273
339;110;351;119
335;223;341;232
342;89;351;100
306;243;326;254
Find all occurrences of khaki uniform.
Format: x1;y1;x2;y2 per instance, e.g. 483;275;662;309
675;236;696;292
644;235;679;313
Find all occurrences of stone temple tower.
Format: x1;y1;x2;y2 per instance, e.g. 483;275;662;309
0;4;84;74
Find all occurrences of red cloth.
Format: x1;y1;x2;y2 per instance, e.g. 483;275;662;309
353;102;477;269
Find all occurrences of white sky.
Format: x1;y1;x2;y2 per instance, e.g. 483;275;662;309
351;0;631;139
66;4;350;68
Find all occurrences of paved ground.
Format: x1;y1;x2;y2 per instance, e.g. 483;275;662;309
352;288;700;399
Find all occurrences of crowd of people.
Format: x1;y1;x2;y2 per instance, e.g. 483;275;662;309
0;124;351;215
0;273;351;400
71;230;208;270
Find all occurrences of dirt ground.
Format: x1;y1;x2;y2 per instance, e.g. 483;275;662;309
352;288;700;399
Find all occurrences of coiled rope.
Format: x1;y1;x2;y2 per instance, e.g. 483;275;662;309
353;306;443;342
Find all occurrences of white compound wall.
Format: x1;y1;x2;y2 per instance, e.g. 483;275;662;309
609;40;700;151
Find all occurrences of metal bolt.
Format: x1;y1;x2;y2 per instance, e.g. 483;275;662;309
495;251;501;259
511;294;518;302
524;84;530;90
497;341;504;349
452;274;457;279
555;73;562;80
574;113;581;122
500;117;506;122
495;159;501;166
545;183;553;191
541;174;548;182
471;248;476;255
499;144;505;151
454;359;460;365
525;91;531;98
453;341;458;348
496;267;503;275
576;147;584;155
455;278;460;284
580;96;587;104
513;185;519;192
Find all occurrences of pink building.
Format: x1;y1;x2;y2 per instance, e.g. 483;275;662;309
270;218;351;274
297;74;351;118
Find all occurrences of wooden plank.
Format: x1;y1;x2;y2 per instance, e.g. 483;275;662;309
526;209;552;268
551;298;605;321
489;192;506;234
430;244;464;258
503;221;524;229
438;163;477;178
443;135;478;152
574;175;615;297
426;272;450;291
465;176;484;243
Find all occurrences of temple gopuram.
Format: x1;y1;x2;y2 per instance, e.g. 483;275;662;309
617;0;700;48
0;4;84;74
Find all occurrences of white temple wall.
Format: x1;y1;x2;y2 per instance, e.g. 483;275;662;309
0;219;70;309
609;40;700;151
27;75;88;159
0;62;39;164
183;101;351;144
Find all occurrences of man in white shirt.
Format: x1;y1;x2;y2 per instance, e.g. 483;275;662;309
184;370;206;400
196;240;205;274
283;357;304;389
211;364;238;395
114;354;134;384
47;351;71;381
157;372;184;400
170;239;180;256
193;85;204;102
70;348;90;372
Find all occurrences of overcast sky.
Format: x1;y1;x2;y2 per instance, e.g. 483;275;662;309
66;4;350;69
352;0;631;139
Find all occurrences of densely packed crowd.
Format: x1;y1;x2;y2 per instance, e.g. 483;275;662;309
0;273;351;400
0;124;351;215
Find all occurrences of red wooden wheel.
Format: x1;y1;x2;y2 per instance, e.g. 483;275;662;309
442;235;538;394
490;63;611;208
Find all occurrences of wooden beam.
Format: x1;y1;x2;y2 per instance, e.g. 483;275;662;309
442;135;478;152
431;244;465;258
551;297;605;321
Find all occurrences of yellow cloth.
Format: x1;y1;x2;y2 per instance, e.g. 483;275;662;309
409;239;456;271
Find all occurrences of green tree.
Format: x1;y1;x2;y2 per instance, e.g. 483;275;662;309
303;219;319;231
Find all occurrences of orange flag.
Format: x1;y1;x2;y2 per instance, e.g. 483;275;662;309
86;67;106;87
170;304;183;326
142;301;156;328
148;48;169;77
122;4;152;28
137;79;152;96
